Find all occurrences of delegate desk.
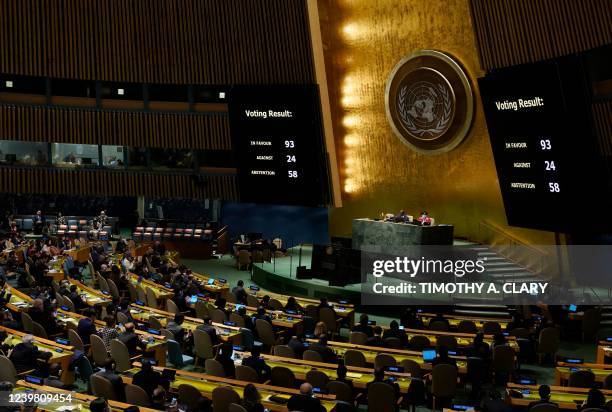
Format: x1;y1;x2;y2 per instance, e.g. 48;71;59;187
5;285;35;312
123;364;338;412
252;290;355;326
16;381;159;412
190;272;231;294
306;339;468;373
234;350;413;393
46;255;66;282
352;218;454;249
400;328;520;352
67;279;112;308
416;312;511;331
55;308;168;366
1;326;74;384
507;383;612;410
128;273;175;302
65;246;92;263
196;297;304;331
129;304;241;344
555;362;612;385
597;340;612;363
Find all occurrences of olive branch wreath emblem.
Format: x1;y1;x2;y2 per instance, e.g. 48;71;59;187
397;82;453;138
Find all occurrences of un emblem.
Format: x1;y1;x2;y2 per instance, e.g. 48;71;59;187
386;50;473;154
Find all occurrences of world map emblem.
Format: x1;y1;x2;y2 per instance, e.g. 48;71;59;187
385;50;474;154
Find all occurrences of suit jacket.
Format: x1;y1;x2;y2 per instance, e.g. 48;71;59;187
241;356;272;382
9;342;41;372
132;369;162;398
118;332;145;356
95;369;125;401
77;318;97;345
351;324;374;337
309;343;338;364
196;324;218;345
287;394;324;412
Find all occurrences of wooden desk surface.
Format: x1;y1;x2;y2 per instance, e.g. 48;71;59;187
507;382;612;410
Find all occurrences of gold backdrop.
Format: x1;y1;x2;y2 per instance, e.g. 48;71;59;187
318;0;555;245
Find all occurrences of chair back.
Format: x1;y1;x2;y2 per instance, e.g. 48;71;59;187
568;370;596;388
91;374;118;400
90;334;109;366
538;327;560;354
246;294;259;308
429;320;449;331
205;358;226;377
493;345;516;374
432;363;458;398
166;299;180;314
344;349;366;367
178;383;203;411
349;331;367;345
107;278;120;300
530;404;560;412
400;358;423;378
21;312;34;333
436;335;458;350
195;300;209;319
167;339;185;367
148;315;163;331
327;380;353;403
229;403;248;412
146;288;158;308
457;320;477;333
306;369;329;388
0;356;17;383
235;365;259;382
63;296;76;312
409;335;431;351
136;286;147;304
98;276;110;292
270;366;296;388
117;311;130;325
255;319;277;347
268;299;283;310
212;386;241;412
374;353;396;370
319;307;338;334
193;329;214;359
367;382;396;412
124;383;151;406
273;345;295;359
68;328;85;351
161;328;175;340
110;339;132;372
384;337;402;349
483;321;502;335
303;350;323;363
31;321;48;339
128;283;138;302
229;313;245;328
240;328;255;351
210;308;227;324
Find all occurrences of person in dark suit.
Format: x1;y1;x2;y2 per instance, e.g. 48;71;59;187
77;309;98;345
431;346;457;369
579;388;606;411
118;323;147;356
231;280;247;305
318;297;332;310
527;385;557;410
44;363;65;389
284;297;303;314
9;334;49;373
351;314;374;337
287;383;325;412
287;335;306;359
68;285;87;310
482;390;512;412
33;210;44;235
93;358;125;402
365;326;385;347
334;362;354;393
89;397;110;412
382;320;408;347
214;342;236;378
166;313;186;346
196;317;218;345
132;359;162;399
253;306;272;325
366;368;400;400
28;299;60;335
237;306;254;331
241;345;271;382
309;336;338;364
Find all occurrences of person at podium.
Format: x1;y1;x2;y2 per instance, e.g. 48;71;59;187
394;210;409;223
417;210;432;226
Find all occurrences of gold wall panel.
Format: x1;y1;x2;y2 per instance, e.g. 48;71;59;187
319;0;554;244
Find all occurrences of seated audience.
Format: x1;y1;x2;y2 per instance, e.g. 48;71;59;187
93;358;125;402
242;383;265;412
365;326;385;347
431;346;457;369
231;280;247;304
284;296;303;313
579;388;606;411
132;359;162;399
69;285;88;310
166;313;186;345
9;334;50;373
313;321;328;338
98;316;119;351
77;308;97;345
310;336;338;363
196;317;218;345
89;397;111;412
215;342;236;378
242;345;272;382
527;385;557;410
287;382;324;412
382;320;408;347
118;322;147;356
367;367;400;400
351;314;374;337
287;335;306;358
335;361;355;393
44;363;64;389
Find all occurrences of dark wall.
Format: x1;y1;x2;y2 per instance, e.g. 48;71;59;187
221;203;330;247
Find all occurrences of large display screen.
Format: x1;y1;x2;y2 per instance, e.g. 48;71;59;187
229;85;330;206
479;56;609;232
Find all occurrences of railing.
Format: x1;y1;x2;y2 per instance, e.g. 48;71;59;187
478;220;552;276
